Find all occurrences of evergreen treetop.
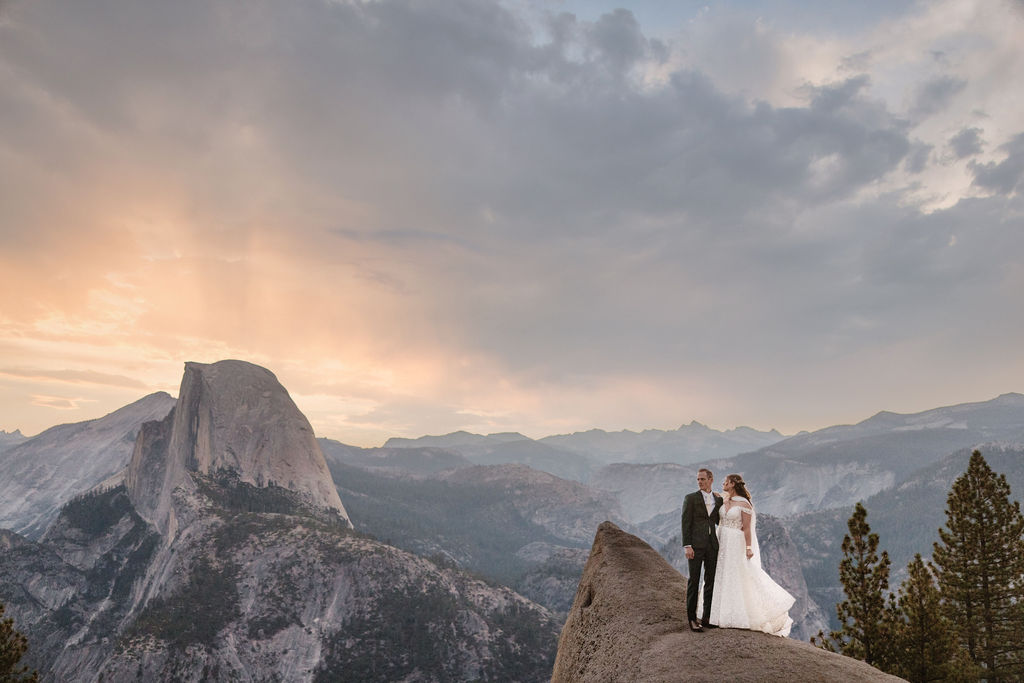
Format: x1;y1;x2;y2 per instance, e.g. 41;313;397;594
932;449;1024;682
0;600;38;683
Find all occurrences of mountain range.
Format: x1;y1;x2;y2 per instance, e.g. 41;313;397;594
2;363;1023;681
0;361;558;681
383;420;786;481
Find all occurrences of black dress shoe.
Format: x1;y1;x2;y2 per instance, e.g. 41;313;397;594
702;621;719;629
688;620;704;632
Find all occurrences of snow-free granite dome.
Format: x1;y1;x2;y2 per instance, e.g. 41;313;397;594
551;522;903;682
126;360;348;536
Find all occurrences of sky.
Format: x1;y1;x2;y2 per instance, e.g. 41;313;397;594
1;0;1023;446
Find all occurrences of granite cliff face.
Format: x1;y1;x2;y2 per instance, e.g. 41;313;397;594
125;360;348;536
552;522;902;682
1;360;559;682
0;392;176;539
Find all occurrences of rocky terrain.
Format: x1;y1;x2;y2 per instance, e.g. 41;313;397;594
0;392;177;539
551;522;902;682
0;361;559;682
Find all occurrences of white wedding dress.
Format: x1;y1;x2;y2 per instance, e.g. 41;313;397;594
708;498;795;637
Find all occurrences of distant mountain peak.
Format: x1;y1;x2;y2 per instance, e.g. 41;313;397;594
125;360;349;536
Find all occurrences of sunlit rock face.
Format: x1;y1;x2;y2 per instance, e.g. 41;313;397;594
125;360;348;536
552;522;901;683
0;392;176;539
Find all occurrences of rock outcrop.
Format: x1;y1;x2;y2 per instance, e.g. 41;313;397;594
552;522;903;682
125;360;347;536
0;392;176;539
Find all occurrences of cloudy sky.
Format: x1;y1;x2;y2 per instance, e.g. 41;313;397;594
2;0;1023;445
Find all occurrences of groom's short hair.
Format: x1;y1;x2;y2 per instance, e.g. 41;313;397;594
698;468;713;479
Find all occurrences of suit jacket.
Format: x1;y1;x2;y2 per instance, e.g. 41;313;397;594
681;490;723;550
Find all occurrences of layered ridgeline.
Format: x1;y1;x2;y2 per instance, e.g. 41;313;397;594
383;421;786;481
714;392;1024;517
0;361;558;682
0;392;177;539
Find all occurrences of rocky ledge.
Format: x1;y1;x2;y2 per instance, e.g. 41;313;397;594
552;522;903;682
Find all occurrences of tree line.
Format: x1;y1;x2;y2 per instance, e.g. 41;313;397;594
812;450;1024;682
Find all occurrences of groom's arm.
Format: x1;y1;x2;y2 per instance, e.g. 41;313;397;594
681;494;694;548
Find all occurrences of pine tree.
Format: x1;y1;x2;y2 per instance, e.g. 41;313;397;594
893;554;957;682
933;450;1024;682
811;502;900;673
0;600;38;682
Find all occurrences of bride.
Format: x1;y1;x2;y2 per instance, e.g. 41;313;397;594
708;473;795;637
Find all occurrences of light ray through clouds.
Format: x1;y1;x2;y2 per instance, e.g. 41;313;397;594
0;0;1022;444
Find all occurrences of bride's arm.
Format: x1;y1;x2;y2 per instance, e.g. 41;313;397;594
739;504;753;558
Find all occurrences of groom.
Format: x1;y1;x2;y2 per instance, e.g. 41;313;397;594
681;468;723;633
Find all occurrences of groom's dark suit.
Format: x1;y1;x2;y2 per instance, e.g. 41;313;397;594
681;489;723;626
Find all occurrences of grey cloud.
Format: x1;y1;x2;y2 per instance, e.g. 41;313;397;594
970;133;1024;195
905;141;933;172
586;9;648;74
949;127;984;159
910;75;967;121
2;0;1021;397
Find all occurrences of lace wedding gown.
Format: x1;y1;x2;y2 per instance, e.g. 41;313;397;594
708;498;795;637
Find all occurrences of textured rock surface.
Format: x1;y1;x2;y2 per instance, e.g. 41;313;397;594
552;522;903;682
125;360;347;536
0;392;176;539
2;483;560;682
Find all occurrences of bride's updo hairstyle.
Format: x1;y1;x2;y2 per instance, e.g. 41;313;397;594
726;474;752;503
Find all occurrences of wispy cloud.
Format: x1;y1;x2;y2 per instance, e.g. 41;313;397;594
29;394;93;410
1;367;147;389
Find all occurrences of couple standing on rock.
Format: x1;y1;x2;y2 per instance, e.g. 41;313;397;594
681;468;794;637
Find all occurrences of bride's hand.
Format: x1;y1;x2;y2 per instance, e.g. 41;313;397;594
745;548;753;559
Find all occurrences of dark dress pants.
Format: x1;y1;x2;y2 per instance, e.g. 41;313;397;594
686;545;718;623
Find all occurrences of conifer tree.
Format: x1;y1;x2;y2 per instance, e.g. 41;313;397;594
933;450;1024;682
893;554;957;682
0;600;38;682
811;502;899;673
